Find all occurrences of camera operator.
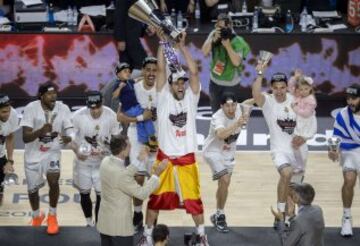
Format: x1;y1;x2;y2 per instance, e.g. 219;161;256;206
202;13;250;113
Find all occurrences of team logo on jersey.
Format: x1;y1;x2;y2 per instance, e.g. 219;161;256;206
0;135;5;145
169;112;187;128
224;133;239;144
277;118;296;135
85;135;99;148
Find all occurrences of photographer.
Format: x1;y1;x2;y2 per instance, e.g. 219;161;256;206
202;13;250;113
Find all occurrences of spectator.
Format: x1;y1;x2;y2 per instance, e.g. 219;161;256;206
152;224;170;246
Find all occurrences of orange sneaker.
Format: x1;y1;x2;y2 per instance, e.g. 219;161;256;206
47;214;59;235
31;212;45;227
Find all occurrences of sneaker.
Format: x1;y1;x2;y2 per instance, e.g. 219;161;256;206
210;213;229;233
137;234;153;246
341;216;353;237
47;214;59;235
133;211;144;233
31;212;45;227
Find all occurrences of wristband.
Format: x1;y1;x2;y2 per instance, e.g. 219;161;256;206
136;115;144;122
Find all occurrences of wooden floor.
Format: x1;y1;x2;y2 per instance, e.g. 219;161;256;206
1;150;359;227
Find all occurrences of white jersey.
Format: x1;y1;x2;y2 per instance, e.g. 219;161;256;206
133;79;158;131
72;106;121;163
0;107;19;157
203;104;242;159
157;84;200;156
262;93;297;153
129;80;157;171
20;100;73;163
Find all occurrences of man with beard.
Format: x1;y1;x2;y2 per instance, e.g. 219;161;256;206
202;91;246;233
252;63;316;228
328;84;360;237
20;83;73;235
117;56;158;232
0;94;19;206
71;91;121;227
138;32;209;246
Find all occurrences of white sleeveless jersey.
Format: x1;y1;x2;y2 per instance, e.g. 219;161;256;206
0;107;19;157
72;106;121;163
157;84;200;156
20;101;73;163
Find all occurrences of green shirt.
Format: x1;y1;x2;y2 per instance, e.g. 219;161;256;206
210;35;250;84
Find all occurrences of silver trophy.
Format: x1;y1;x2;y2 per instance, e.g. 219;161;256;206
327;137;341;152
259;50;273;66
240;103;253;129
128;0;183;41
78;142;92;156
3;173;19;186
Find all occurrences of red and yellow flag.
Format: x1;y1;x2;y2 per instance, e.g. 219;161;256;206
147;149;204;215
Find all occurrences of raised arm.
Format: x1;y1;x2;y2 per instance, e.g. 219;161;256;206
252;63;266;107
178;33;200;94
156;44;167;92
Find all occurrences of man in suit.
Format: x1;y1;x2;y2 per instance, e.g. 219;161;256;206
271;182;325;246
97;135;168;246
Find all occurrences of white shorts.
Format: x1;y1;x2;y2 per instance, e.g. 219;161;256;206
341;148;360;172
128;124;156;176
73;159;101;194
271;145;308;173
25;154;61;193
203;151;235;180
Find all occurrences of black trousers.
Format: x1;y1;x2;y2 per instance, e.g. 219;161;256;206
100;233;133;246
209;80;242;113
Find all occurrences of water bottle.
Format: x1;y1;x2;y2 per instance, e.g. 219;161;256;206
171;9;177;26
72;6;78;26
242;0;248;13
299;7;308;32
177;11;183;29
285;9;294;33
195;0;201;20
252;6;259;31
67;6;72;27
47;3;55;26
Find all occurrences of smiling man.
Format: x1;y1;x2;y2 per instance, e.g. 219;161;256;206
252;63;313;228
21;83;74;235
203;91;246;233
328;84;360;237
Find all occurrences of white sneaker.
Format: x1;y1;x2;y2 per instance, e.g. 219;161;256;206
340;216;353;237
198;234;210;246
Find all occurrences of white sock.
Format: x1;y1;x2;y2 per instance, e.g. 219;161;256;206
32;209;40;218
134;205;142;213
197;224;205;236
49;206;57;215
86;217;93;226
144;225;153;237
277;203;286;213
216;209;224;215
343;208;351;218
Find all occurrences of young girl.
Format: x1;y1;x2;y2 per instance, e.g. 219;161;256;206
290;72;317;175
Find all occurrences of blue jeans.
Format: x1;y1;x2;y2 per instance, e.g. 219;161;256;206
126;104;155;144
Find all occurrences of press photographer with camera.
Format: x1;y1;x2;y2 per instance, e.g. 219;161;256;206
202;13;250;113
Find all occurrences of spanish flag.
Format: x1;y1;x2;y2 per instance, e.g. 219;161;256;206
147;149;204;215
